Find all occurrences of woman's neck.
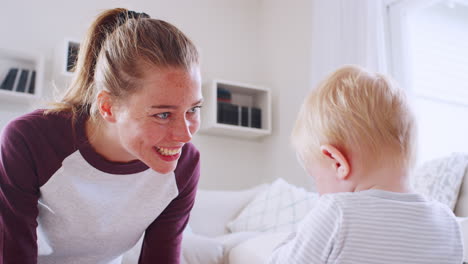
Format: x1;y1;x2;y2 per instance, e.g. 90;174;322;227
85;119;134;163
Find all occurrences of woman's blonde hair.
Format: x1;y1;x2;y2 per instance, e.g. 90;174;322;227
47;8;199;121
292;65;416;169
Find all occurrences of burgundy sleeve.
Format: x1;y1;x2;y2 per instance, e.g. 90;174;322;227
138;143;200;264
0;120;40;264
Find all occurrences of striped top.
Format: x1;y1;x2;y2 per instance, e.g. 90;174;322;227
269;190;463;264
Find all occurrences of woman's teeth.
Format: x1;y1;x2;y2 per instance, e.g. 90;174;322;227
156;147;180;156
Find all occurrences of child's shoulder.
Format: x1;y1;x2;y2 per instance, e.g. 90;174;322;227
319;190;428;210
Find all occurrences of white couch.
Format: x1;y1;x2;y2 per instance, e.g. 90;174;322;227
123;154;468;264
187;157;468;264
187;184;268;264
121;184;269;264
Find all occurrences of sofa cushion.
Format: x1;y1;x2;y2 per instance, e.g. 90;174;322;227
180;233;224;264
121;226;223;264
228;232;290;264
190;184;267;237
215;231;260;264
226;178;318;233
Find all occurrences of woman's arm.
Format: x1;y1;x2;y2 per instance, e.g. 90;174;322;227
138;143;200;264
0;120;41;264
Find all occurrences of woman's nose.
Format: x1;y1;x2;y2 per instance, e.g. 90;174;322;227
172;118;192;143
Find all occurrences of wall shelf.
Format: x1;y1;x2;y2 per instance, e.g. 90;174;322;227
200;79;272;139
0;48;44;103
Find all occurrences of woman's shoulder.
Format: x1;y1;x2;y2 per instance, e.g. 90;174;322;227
181;142;200;159
3;109;73;134
173;143;200;192
175;143;200;173
1;109;78;154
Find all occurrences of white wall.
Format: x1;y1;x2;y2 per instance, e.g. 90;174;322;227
0;0;321;191
259;0;314;189
0;0;282;190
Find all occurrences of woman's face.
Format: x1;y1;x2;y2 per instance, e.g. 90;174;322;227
112;66;202;174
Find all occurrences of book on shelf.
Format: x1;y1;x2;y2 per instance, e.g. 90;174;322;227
16;69;29;92
0;68;19;91
250;107;262;129
0;68;36;94
27;70;36;94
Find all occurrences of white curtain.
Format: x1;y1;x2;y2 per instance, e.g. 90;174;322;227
309;0;388;85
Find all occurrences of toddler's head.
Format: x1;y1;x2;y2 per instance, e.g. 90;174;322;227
292;65;416;195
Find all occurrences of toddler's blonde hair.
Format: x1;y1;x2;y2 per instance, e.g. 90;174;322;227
292;65;416;170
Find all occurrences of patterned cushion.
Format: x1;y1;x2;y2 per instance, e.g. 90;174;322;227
226;178;318;233
411;153;468;210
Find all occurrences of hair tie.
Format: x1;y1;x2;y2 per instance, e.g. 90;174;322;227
127;10;150;19
117;10;150;27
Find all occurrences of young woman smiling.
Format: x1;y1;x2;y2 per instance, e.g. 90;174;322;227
0;8;202;264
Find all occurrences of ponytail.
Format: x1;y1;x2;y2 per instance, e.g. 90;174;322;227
47;8;199;122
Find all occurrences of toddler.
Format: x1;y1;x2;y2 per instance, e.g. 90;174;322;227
268;65;463;264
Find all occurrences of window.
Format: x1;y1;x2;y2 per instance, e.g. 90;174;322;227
406;1;468;104
387;0;468;163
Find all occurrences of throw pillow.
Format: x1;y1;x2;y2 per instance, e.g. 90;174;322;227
411;153;468;210
226;178;318;233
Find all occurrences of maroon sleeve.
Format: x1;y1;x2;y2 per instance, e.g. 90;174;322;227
0;111;76;264
0;119;40;264
138;143;200;264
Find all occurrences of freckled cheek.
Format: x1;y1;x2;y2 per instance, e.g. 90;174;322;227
189;119;201;135
140;124;166;144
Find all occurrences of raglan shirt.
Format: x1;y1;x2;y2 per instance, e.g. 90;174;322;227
0;109;200;264
269;190;463;264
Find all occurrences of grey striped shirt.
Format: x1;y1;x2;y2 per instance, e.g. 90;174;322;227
269;190;463;264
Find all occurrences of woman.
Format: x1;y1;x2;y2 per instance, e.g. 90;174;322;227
0;8;202;264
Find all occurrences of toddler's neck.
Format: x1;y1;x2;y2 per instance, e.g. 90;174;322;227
353;165;411;193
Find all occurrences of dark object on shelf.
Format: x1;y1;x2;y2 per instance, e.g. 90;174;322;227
16;69;29;92
0;68;19;91
217;87;232;103
241;106;249;127
250;107;262;129
27;71;36;94
217;102;239;125
67;42;80;72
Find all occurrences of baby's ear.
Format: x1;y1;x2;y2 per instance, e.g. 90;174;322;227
319;144;350;180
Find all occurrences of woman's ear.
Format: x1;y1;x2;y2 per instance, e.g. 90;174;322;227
319;144;350;180
96;91;116;123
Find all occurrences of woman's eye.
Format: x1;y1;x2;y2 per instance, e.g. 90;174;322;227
188;106;202;113
154;112;170;119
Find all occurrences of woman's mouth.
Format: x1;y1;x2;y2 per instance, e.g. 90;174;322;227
155;146;181;156
154;146;182;162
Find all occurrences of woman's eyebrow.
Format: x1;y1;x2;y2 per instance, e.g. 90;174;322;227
192;98;204;106
150;99;204;109
150;105;177;109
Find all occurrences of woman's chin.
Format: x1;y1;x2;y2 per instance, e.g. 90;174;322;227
149;163;177;175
